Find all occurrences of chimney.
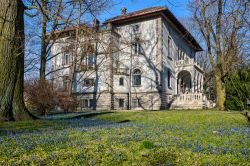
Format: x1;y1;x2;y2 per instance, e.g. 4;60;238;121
93;18;100;31
121;7;127;15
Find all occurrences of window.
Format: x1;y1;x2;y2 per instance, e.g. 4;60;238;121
51;64;55;70
178;48;182;60
119;99;125;108
115;58;120;69
132;98;141;108
62;52;72;65
82;99;89;108
85;44;94;53
86;54;95;69
119;77;124;86
89;99;94;108
84;79;94;87
81;99;94;108
132;38;142;55
168;36;172;59
132;69;141;86
62;77;70;91
168;69;172;88
132;24;139;33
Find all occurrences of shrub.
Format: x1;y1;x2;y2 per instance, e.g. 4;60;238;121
24;79;77;115
225;67;250;110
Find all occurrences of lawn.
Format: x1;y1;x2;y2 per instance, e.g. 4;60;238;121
0;110;249;165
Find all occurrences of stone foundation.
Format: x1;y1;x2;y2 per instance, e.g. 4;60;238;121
75;91;164;111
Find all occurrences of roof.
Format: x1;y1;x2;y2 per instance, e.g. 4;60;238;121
46;23;91;37
104;6;202;51
104;6;167;24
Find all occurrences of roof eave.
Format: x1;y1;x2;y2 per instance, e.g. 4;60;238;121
104;7;203;51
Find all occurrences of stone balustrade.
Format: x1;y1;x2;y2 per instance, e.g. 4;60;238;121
175;58;202;69
175;93;203;101
168;93;215;109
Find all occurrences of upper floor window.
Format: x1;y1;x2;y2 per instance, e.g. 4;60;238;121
168;69;172;88
132;38;142;55
62;76;70;91
168;36;172;59
132;69;141;86
132;24;139;34
177;48;181;60
178;48;185;60
86;54;96;69
62;52;72;65
119;77;124;86
85;44;95;54
83;78;94;87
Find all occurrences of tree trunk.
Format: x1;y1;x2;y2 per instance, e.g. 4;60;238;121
0;0;19;122
40;0;48;80
215;72;225;110
12;0;33;120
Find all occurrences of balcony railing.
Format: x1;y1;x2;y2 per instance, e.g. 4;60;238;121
176;93;203;101
114;67;129;75
175;58;202;69
168;93;204;102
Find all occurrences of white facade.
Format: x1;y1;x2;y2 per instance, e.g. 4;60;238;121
50;6;209;110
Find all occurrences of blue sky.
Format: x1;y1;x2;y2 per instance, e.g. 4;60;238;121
99;0;191;22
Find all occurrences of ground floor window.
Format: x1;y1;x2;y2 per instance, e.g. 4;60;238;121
81;99;94;108
119;99;125;108
132;98;141;108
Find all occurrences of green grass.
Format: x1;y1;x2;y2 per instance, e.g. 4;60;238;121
0;110;249;165
94;110;246;125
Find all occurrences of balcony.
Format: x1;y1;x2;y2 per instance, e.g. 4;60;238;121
79;64;96;71
114;67;129;75
175;58;202;70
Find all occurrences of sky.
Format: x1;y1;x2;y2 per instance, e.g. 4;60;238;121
23;0;193;79
98;0;191;22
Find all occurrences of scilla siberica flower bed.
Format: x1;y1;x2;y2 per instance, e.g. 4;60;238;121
0;110;249;165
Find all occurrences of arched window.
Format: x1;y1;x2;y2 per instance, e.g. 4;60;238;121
132;69;141;86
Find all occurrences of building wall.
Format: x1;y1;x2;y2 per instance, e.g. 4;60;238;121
161;16;199;95
113;17;161;94
50;14;203;111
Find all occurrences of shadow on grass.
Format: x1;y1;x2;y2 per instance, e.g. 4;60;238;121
68;111;114;120
118;120;131;123
0;112;118;136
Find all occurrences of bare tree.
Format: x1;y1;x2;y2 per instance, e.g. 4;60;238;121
0;0;33;121
25;0;113;80
189;0;249;110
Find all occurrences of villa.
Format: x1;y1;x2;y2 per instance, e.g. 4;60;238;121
50;6;210;110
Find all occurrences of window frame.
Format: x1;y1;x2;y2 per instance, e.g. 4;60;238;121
167;36;172;60
119;77;124;86
132;98;141;108
81;99;94;108
82;99;89;108
62;52;72;65
118;98;125;108
83;78;94;87
85;54;96;70
132;37;143;55
132;69;141;86
168;69;172;88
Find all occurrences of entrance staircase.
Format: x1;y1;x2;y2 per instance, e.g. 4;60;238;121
168;93;214;109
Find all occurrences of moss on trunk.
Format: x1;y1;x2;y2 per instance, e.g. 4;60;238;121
0;0;18;122
12;0;32;120
215;73;226;110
